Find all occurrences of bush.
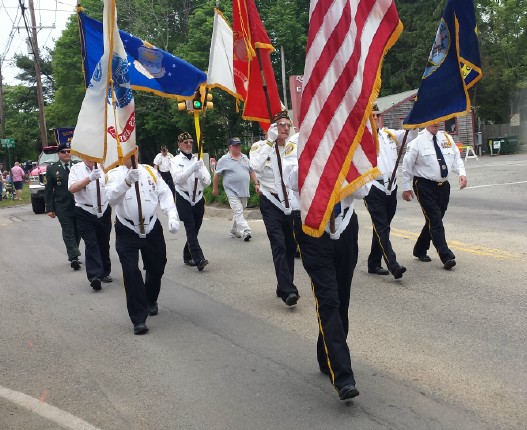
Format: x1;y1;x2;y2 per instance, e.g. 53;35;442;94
203;176;260;208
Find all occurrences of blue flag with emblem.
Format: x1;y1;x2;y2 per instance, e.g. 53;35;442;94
403;0;482;129
53;127;75;146
78;11;207;98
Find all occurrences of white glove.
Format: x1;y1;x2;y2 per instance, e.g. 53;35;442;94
88;168;103;182
190;159;201;172
125;168;140;185
195;169;203;180
168;217;180;234
267;123;278;142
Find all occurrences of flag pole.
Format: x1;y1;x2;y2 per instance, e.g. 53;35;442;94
108;0;145;236
94;162;102;216
255;47;289;209
387;130;409;191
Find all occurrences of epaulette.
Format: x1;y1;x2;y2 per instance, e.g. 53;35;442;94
142;164;157;183
383;128;398;144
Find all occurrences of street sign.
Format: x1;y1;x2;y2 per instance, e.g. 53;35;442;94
1;138;15;148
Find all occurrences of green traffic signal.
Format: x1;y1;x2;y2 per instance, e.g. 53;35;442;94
193;100;202;109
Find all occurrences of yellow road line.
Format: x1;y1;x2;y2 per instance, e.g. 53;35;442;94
390;228;522;260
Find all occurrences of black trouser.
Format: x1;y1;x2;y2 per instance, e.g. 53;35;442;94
75;206;112;281
176;194;205;262
413;177;455;263
57;213;81;262
364;185;399;272
294;211;358;390
259;195;298;299
115;219;167;325
159;171;175;198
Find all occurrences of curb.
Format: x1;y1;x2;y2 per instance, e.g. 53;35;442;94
205;204;262;220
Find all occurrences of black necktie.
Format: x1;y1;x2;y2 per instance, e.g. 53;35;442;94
433;135;448;178
64;163;69;174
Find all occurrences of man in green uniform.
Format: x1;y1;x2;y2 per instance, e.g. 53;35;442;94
45;141;82;270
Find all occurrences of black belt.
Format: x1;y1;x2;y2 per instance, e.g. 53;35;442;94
270;192;279;200
415;176;447;186
124;215;154;225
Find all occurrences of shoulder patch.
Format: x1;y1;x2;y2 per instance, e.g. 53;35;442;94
250;142;260;152
284;142;296;157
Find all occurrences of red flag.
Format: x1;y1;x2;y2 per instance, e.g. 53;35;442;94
232;0;282;125
298;0;402;237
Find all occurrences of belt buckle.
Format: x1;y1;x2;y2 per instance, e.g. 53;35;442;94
437;181;444;186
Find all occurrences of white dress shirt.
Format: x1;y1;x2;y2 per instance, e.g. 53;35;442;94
169;153;211;205
153;152;173;172
402;129;466;191
106;164;177;235
372;128;418;194
68;162;109;214
249;137;299;214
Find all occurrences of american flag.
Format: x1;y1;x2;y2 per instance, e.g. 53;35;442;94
298;0;402;237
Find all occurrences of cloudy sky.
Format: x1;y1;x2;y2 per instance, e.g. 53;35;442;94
0;0;78;84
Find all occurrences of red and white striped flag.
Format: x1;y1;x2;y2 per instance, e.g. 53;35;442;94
298;0;402;237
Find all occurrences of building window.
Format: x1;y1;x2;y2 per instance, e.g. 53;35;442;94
445;117;457;134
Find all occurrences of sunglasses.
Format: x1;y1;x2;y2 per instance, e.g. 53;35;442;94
277;122;291;128
372;113;381;118
60;150;71;154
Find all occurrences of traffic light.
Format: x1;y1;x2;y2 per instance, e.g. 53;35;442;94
177;86;214;113
205;92;213;110
192;90;203;110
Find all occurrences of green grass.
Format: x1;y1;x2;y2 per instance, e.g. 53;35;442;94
203;181;260;208
0;185;31;209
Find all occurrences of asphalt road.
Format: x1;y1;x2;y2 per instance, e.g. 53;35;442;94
0;153;525;430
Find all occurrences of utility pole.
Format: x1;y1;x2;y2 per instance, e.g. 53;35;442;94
28;0;48;148
0;60;5;138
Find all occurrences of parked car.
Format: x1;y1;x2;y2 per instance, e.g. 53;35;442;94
28;147;80;214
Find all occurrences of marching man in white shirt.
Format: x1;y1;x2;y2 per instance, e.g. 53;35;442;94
68;158;112;291
106;147;180;335
153;145;175;198
402;123;467;270
363;104;417;279
169;132;211;271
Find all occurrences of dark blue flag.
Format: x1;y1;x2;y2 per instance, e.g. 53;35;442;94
404;0;482;128
53;127;75;146
78;11;207;98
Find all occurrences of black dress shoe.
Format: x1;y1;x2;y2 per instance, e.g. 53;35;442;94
415;254;432;262
71;259;81;271
197;259;209;271
368;266;389;275
134;323;149;335
443;259;456;270
184;259;197;266
101;275;112;283
148;303;158;316
285;292;299;306
338;384;360;400
392;265;406;279
90;278;102;291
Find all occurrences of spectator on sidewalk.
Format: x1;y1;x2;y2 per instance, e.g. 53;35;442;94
10;162;25;200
